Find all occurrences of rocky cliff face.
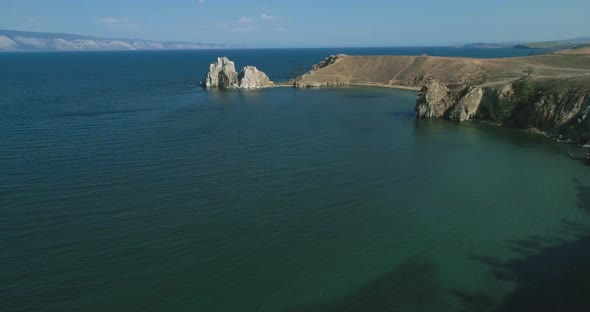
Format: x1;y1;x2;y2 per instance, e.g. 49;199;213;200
311;54;347;72
533;91;590;143
295;54;349;88
202;57;272;89
202;57;239;88
416;77;590;144
415;79;455;118
447;87;485;121
238;66;272;89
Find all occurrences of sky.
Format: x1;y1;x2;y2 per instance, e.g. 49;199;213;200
1;0;589;48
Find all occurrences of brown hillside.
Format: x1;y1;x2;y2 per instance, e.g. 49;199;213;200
297;54;590;89
557;46;590;55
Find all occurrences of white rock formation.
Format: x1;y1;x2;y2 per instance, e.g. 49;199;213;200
415;79;455;118
0;36;17;50
447;87;484;121
202;57;272;89
238;66;272;88
202;57;239;88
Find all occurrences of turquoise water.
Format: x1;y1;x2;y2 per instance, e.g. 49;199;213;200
2;48;590;312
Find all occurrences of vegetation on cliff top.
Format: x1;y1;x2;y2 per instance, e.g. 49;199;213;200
419;73;590;145
298;53;590;89
488;78;536;123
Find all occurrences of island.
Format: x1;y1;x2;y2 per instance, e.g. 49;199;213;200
201;57;272;89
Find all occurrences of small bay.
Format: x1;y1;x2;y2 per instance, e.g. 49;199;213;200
2;48;590;312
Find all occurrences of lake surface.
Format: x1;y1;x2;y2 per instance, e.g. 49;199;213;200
2;48;590;312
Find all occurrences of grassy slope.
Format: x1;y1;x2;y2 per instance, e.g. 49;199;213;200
556;46;590;55
526;39;590;49
533;75;590;93
525;54;590;69
299;54;590;88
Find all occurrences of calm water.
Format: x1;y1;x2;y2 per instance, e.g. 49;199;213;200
2;48;590;312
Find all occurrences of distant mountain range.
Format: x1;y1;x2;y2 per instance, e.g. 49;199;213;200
0;29;245;51
461;36;590;50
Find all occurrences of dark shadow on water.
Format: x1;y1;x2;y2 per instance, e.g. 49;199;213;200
283;179;590;312
455;179;590;312
496;236;590;312
448;289;494;312
567;148;590;166
284;255;444;312
413;118;561;153
574;179;590;213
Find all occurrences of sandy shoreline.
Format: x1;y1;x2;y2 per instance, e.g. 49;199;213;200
270;81;421;91
347;82;421;91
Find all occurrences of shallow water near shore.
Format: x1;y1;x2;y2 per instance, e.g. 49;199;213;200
2;48;590;312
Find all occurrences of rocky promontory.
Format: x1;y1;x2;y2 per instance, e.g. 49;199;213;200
310;54;347;72
200;53;590;145
416;77;590;145
202;57;272;89
294;52;590;144
294;53;590;89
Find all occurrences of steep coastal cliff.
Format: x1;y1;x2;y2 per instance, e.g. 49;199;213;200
295;51;590;145
416;76;590;145
200;53;590;144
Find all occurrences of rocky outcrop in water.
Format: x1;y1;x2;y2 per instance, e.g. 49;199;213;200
238;66;272;89
202;57;272;89
415;79;456;118
416;77;590;144
202;57;239;88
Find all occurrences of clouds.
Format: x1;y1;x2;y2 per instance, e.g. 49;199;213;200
97;17;139;31
236;17;255;24
231;26;258;33
235;14;279;25
219;13;286;33
97;17;121;25
259;13;277;21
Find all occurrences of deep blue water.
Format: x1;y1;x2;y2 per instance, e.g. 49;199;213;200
2;48;590;312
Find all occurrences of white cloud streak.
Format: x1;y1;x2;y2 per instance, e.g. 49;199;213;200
236;17;255;24
216;13;285;34
260;13;277;20
97;17;139;31
231;26;258;33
